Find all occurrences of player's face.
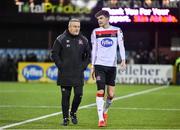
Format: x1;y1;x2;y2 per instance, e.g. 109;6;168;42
145;0;152;5
96;15;109;27
163;0;169;5
68;21;80;35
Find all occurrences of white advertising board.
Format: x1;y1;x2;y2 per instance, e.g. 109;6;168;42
116;64;173;84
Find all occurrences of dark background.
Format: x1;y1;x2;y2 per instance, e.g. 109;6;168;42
0;0;180;81
0;0;179;56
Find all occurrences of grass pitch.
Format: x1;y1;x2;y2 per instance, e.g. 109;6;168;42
0;82;180;129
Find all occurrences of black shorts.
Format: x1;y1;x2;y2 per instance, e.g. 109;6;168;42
95;65;116;87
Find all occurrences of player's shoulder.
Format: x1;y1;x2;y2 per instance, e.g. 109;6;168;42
93;27;105;33
110;25;122;31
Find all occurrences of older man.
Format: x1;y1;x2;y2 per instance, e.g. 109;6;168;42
51;18;90;126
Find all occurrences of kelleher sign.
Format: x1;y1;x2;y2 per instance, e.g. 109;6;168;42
116;64;173;84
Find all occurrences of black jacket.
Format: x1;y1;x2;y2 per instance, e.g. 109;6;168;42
51;30;91;86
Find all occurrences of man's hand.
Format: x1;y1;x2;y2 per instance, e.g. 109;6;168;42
91;66;95;80
120;60;126;71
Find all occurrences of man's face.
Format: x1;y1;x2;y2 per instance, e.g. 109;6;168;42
68;21;80;35
163;0;170;5
96;15;109;27
145;0;152;5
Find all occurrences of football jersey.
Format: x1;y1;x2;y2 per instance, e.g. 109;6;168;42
91;25;125;67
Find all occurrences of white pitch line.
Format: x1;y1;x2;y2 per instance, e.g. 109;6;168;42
0;86;165;129
86;107;180;111
0;105;60;109
114;86;164;101
2;105;180;112
114;107;180;111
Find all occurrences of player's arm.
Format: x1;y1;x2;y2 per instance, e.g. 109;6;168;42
91;30;97;80
117;28;126;71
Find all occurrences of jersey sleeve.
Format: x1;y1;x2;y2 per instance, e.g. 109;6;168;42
117;28;126;60
91;29;97;65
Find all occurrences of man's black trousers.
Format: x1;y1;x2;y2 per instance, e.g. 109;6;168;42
60;85;83;119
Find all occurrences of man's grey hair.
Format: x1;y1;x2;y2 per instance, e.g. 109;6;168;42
68;18;80;27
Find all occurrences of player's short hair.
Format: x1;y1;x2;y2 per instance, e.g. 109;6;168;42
95;10;110;18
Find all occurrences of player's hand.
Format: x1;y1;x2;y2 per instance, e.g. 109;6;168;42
91;66;95;80
120;60;126;72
